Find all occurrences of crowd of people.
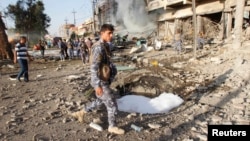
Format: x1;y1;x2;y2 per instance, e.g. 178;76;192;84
56;37;93;64
32;36;94;65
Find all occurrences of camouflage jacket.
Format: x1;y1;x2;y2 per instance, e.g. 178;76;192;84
90;40;117;89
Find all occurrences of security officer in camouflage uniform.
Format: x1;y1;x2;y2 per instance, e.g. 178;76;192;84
70;24;125;135
173;29;183;54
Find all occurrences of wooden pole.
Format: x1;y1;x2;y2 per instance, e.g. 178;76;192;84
233;0;245;48
226;12;232;38
92;0;96;34
192;0;197;58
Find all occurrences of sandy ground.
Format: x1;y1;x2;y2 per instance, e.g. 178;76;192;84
0;41;249;141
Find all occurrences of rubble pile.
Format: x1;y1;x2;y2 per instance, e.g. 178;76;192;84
0;38;249;140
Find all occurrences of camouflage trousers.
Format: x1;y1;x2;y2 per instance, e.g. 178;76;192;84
197;37;206;49
173;40;182;54
84;85;118;127
81;50;89;64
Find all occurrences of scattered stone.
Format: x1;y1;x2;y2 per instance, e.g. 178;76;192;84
210;57;222;64
164;128;172;136
33;134;49;141
148;123;161;129
34;123;40;127
191;127;196;131
23;100;30;104
13;129;24;134
142;58;149;66
89;122;103;131
233;104;246;110
82;128;88;133
245;98;250;103
65;75;84;82
76;101;84;106
231;98;244;104
42;117;51;121
188;115;194;121
22;104;31;110
47;110;62;118
173;72;180;77
36;74;43;78
200;127;208;134
55;67;61;71
196;133;207;141
183;139;193;141
126;113;137;119
93;118;103;124
7;64;15;69
65;101;76;106
62;118;70;123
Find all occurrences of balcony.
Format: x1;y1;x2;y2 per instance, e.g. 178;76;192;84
147;0;187;11
147;0;165;11
166;0;185;6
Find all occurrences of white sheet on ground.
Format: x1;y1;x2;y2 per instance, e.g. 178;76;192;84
117;92;184;114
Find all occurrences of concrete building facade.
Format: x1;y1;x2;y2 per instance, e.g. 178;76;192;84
147;0;250;42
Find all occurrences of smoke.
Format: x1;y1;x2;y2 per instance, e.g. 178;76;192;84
7;30;46;47
112;0;157;35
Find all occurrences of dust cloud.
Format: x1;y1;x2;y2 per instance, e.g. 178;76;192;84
112;0;157;35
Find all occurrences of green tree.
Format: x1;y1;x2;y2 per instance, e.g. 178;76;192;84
5;0;50;44
70;32;77;40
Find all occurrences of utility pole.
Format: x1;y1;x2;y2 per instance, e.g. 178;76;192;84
92;0;97;34
233;0;245;49
72;9;76;26
65;18;69;37
192;0;197;59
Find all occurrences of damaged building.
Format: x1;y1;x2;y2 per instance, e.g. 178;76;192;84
147;0;250;43
93;0;157;37
93;0;114;32
93;0;250;43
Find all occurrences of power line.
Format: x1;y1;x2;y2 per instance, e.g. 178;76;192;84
77;1;93;21
61;1;93;28
78;4;85;10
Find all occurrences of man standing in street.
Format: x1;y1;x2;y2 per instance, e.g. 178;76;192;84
38;39;46;58
70;24;124;135
14;36;33;82
85;37;93;63
58;39;66;61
